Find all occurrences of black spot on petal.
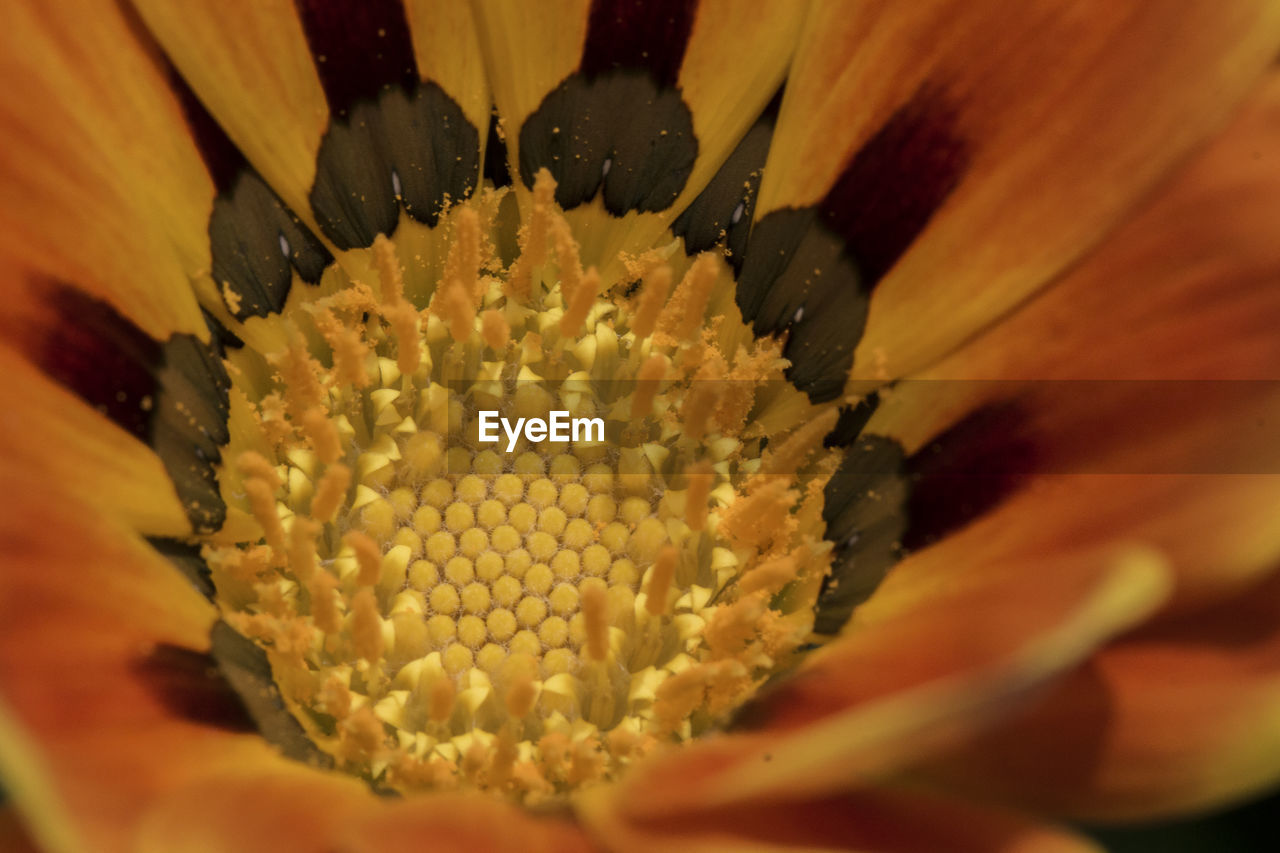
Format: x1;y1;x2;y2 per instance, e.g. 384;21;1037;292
738;207;868;403
672;111;773;272
519;71;697;215
211;172;333;320
311;83;481;250
824;391;881;449
815;434;909;634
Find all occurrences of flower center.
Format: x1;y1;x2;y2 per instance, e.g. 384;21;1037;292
205;171;841;801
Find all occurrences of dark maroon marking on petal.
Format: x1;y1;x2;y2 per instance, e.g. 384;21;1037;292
580;0;698;87
819;89;969;286
21;285;162;442
168;65;243;195
13;284;232;532
295;0;417;116
903;400;1039;551
736;90;969;402
815;434;909;634
132;644;258;732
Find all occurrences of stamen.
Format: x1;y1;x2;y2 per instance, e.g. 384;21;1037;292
644;545;677;616
630;264;672;342
657;253;718;344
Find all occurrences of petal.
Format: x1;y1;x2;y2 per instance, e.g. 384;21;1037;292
0;341;190;536
129;0;329;228
739;0;1280;399
0;0;214;339
136;770;594;853
0;807;40;853
919;570;1280;822
585;550;1168;821
579;785;1101;853
404;0;491;133
0;471;273;851
335;794;595;853
472;0;805;281
865;71;1280;611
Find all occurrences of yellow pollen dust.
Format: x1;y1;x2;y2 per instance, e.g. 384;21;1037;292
206;170;841;803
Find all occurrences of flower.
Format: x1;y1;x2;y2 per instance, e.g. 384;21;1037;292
2;0;1280;851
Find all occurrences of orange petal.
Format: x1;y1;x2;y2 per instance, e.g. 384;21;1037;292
337;793;596;853
919;570;1280;822
864;73;1280;612
0;471;285;851
915;70;1280;386
0;0;213;340
588;550;1168;820
580;785;1101;853
749;0;1280;393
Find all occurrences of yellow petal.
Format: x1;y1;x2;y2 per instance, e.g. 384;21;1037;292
0;0;214;339
130;0;328;229
920;570;1280;822
743;0;1280;397
404;0;491;135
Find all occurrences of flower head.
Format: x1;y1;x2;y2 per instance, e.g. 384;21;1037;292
2;1;1280;851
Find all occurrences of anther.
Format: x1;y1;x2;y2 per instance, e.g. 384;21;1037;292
658;253;718;344
345;530;382;586
630;264;672;342
645;545;678;616
560;266;599;336
631;354;668;418
302;407;342;465
507;169;555;301
373;234;405;307
351;587;384;662
481;308;510;351
428;677;456;724
311;463;352;523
